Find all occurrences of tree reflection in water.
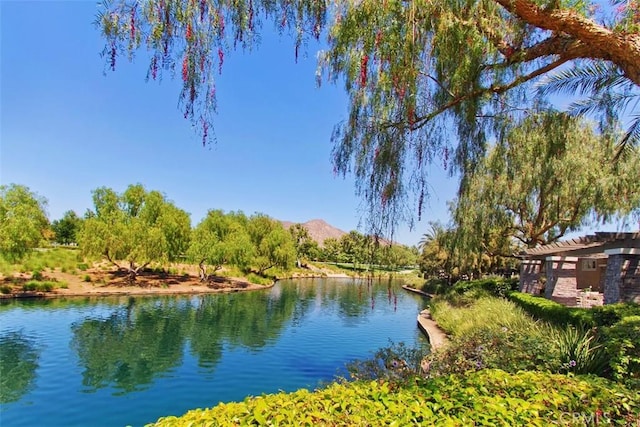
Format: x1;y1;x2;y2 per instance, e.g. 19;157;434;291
0;330;40;404
70;279;406;395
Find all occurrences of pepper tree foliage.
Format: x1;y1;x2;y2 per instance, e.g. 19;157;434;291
0;184;49;262
188;209;254;280
78;184;191;280
452;111;640;252
98;0;640;236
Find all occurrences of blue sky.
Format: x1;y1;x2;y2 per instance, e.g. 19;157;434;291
0;1;457;246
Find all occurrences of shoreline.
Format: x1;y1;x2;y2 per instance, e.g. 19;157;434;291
400;285;449;351
0;282;275;299
0;272;362;300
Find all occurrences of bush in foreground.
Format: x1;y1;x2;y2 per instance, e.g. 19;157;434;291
149;370;639;426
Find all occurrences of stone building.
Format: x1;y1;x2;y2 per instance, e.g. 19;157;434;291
518;232;640;306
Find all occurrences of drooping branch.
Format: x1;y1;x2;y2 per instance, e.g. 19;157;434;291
406;56;571;130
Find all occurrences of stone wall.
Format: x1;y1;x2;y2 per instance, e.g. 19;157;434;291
545;257;578;306
519;260;543;294
604;252;640;304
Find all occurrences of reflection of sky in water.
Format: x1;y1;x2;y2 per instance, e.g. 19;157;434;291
0;279;429;427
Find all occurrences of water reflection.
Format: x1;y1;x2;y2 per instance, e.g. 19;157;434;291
71;297;191;394
0;331;40;403
43;279;419;397
0;278;427;427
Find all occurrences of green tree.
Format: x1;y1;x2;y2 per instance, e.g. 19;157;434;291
188;209;254;280
418;222;453;278
339;231;371;268
379;244;417;270
0;184;49;262
289;223;315;268
321;237;342;263
51;210;82;245
247;214;295;274
78;184;191;281
98;0;640;235
453;111;640;251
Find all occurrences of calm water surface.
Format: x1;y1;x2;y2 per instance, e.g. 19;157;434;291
0;278;428;427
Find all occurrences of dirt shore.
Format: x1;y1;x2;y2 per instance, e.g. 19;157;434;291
0;265;275;299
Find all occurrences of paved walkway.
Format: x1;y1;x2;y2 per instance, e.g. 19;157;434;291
401;285;449;351
417;309;448;350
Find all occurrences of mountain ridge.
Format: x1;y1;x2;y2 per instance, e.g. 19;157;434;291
279;218;348;246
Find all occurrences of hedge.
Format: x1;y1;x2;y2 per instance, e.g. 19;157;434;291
149;370;639;426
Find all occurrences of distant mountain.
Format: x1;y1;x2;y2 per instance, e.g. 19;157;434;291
280;219;348;246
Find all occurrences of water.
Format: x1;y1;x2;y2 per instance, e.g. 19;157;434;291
0;278;429;427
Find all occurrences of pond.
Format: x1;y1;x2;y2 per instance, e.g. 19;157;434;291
0;278;429;427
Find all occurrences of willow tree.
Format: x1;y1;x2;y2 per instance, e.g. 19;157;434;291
453;111;640;252
78;184;191;281
97;0;640;234
246;214;295;274
188;209;254;280
0;184;49;262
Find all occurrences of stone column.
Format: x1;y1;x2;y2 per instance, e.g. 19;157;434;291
519;259;543;294
603;249;640;304
545;256;578;306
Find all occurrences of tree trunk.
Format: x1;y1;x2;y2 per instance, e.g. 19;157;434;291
494;0;640;85
198;260;208;282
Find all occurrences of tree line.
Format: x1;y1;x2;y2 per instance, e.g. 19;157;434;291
0;183;419;281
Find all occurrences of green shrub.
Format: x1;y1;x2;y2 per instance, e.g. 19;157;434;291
83;274;91;282
418;278;449;295
148;370;640;426
591;303;640;327
347;342;430;386
31;270;44;281
39;282;54;292
428;323;556;375
22;280;56;292
22;281;37;292
246;273;271;285
76;263;89;271
601;316;640;387
508;292;595;327
0;285;12;294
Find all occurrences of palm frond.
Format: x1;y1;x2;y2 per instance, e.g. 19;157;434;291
615;114;640;160
569;92;638;117
537;62;629;97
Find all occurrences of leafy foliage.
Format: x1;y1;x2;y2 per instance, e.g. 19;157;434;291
247;214;295;274
148;370;640;426
508;292;598;327
0;184;49;262
600;316;640;387
346;341;430;386
551;327;610;376
51;210;82;245
78;184;191;280
289;223;316;267
97;0;640;236
188;210;254;280
453;111;640;251
509;292;640;385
